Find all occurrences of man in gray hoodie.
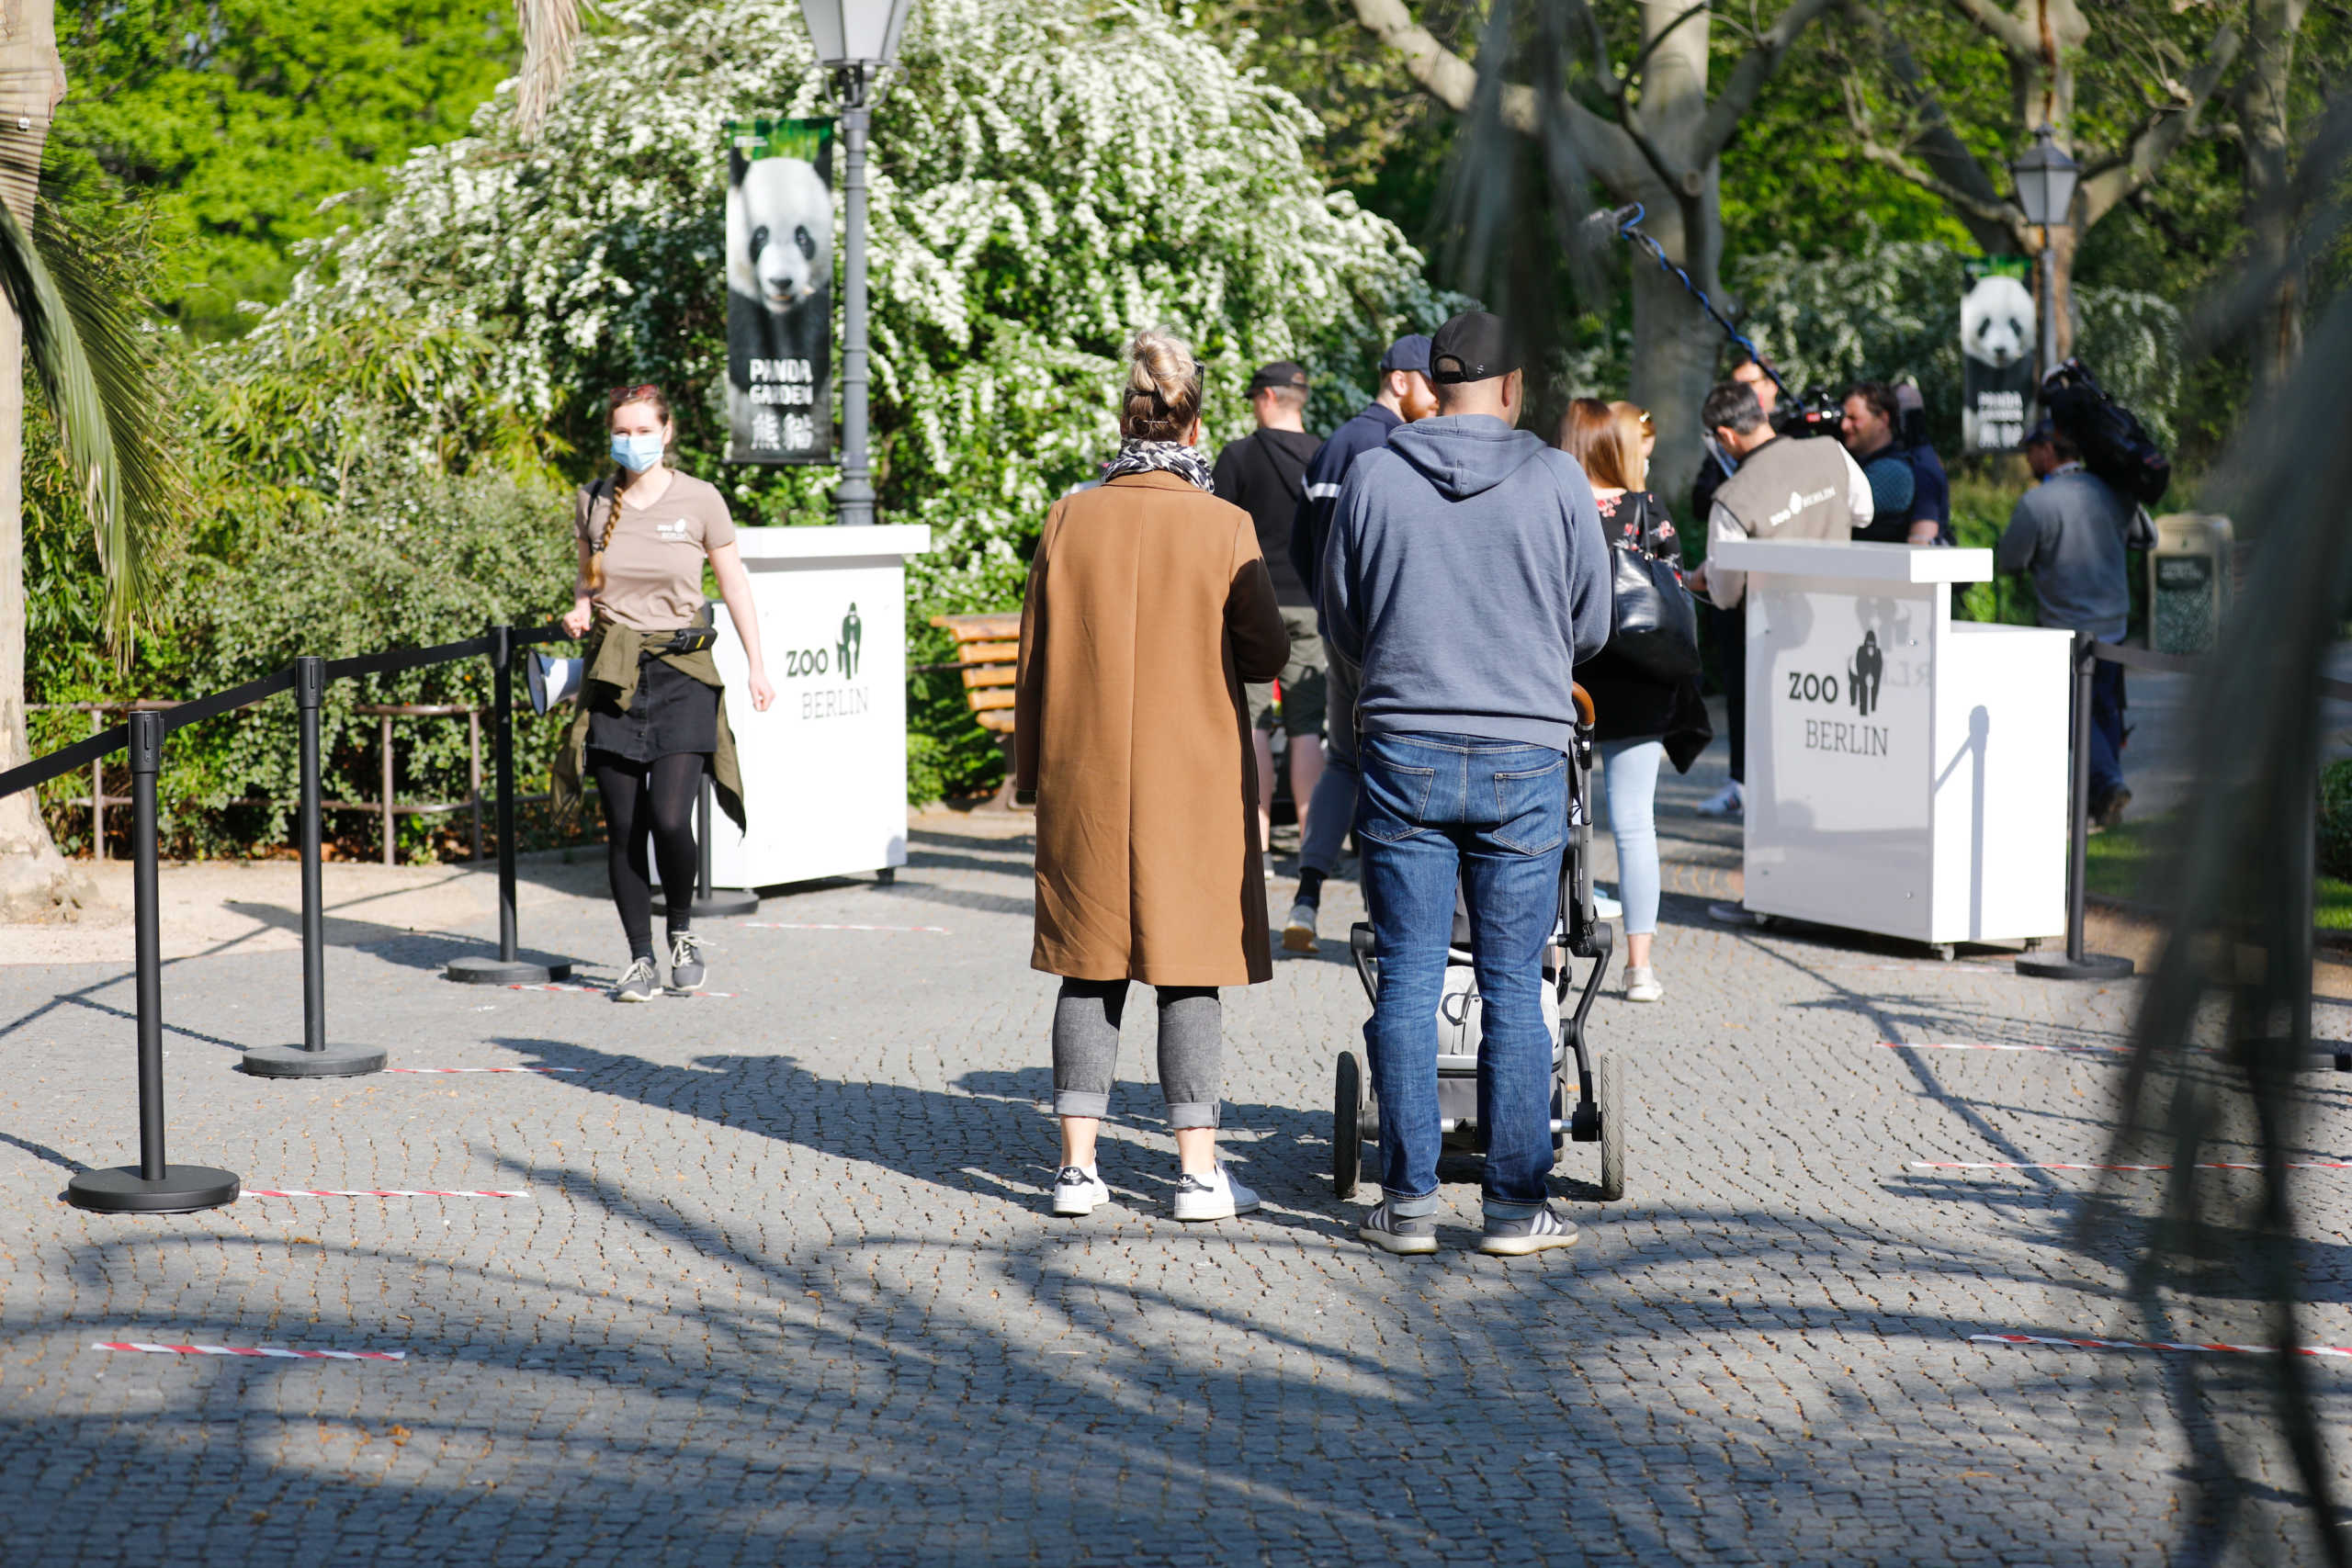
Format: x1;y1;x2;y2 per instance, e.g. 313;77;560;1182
1322;311;1613;1258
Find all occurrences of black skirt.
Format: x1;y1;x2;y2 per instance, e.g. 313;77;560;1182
585;651;720;762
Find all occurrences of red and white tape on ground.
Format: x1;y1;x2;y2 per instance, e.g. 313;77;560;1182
745;921;950;933
386;1066;578;1075
1973;1332;2352;1359
1878;1040;2128;1055
504;984;734;998
1914;1160;2352;1172
243;1189;532;1199
94;1340;404;1361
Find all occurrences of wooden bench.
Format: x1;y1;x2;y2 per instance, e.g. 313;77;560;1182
928;612;1025;807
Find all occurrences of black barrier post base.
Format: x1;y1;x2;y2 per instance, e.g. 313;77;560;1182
244;657;386;1077
2020;635;2134;981
67;1164;243;1214
67;710;240;1214
447;623;574;985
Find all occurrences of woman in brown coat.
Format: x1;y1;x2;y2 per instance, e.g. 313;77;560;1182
1013;328;1289;1224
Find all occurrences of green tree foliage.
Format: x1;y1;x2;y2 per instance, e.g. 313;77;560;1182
54;0;515;339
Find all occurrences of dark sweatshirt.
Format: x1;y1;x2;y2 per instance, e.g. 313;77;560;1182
1212;427;1319;606
1321;414;1614;755
1287;401;1403;625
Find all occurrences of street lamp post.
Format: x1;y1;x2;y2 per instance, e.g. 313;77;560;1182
2008;125;2081;379
799;0;912;526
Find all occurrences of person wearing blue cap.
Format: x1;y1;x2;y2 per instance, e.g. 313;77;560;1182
1278;333;1438;953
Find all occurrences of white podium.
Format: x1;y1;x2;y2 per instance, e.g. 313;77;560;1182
707;525;931;888
1712;538;2071;947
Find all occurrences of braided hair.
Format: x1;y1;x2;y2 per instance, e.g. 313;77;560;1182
586;383;673;595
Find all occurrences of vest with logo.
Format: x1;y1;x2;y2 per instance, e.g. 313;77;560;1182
1713;435;1852;546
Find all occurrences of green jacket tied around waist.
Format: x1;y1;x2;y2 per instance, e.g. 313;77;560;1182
551;623;746;832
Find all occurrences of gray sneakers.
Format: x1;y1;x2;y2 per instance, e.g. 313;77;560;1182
612;956;660;1003
667;931;707;990
1357;1200;1439;1256
1477;1203;1579;1257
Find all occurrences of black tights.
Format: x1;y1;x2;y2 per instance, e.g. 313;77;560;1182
593;750;705;960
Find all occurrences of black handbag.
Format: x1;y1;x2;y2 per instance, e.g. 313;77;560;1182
1602;493;1701;681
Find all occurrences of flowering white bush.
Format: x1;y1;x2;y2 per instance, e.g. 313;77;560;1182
246;0;1442;608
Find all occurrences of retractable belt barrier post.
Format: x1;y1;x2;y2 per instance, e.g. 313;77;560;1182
446;623;575;985
2018;634;2135;980
66;711;242;1213
240;657;388;1078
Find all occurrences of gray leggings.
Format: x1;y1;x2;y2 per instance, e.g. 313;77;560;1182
1051;979;1222;1130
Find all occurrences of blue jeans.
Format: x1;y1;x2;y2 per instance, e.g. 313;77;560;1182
2088;661;2126;803
1596;738;1663;937
1357;732;1567;1219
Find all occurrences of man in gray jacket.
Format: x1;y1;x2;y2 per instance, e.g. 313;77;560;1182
1322;311;1612;1258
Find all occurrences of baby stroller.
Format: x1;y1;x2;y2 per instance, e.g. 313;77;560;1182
1332;686;1625;1202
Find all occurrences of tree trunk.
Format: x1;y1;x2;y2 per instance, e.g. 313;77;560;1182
0;0;85;921
2239;0;2307;399
1624;0;1719;515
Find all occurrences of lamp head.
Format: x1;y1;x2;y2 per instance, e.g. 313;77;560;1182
2009;124;2080;231
799;0;913;68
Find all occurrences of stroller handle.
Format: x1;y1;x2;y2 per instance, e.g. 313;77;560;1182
1571;682;1594;728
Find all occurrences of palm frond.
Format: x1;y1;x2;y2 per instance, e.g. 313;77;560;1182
513;0;586;137
0;197;182;660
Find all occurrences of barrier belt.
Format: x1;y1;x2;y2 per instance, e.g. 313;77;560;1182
508;623;574;649
324;635;492;683
0;721;133;803
159;665;298;736
2090;641;2352;703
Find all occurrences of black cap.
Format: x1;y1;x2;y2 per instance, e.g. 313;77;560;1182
1428;311;1519;385
1379;333;1432;375
2022;416;2056;445
1247;361;1309;395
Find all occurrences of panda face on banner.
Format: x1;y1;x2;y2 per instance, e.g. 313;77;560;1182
723;119;837;467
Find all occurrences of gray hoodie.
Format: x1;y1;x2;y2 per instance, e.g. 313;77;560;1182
1322;413;1614;755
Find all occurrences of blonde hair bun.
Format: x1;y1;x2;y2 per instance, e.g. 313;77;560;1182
1121;327;1203;443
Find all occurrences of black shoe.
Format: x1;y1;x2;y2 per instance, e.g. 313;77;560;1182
2092;786;2132;829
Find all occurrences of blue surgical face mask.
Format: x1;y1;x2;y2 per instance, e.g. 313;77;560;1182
611;431;665;473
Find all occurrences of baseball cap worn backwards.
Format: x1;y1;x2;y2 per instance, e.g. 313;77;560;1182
1379;333;1432;375
1247;361;1310;395
1428;312;1520;385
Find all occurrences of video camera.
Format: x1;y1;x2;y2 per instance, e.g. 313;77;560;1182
1770;385;1843;442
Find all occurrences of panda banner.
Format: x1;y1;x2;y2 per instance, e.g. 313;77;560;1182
726;118;833;466
1960;255;2035;453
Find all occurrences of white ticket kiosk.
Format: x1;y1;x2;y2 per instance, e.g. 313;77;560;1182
707;525;931;887
1710;538;2071;948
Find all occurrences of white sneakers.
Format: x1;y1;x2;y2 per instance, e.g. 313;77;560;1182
1282;900;1319;953
1622;964;1664;1003
1049;1162;1261;1222
1052;1165;1110;1216
1696;780;1744;817
1172;1164;1261;1222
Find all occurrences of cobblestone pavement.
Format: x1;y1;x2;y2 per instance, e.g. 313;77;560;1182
4;805;2350;1565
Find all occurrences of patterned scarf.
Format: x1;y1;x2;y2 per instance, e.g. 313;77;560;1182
1100;439;1215;494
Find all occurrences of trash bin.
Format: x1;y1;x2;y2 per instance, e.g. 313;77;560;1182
2147;513;2233;656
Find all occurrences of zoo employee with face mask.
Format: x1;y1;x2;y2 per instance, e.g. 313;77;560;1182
554;382;776;1003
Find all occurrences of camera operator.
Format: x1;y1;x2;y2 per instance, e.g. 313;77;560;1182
1894;382;1953;546
1687;378;1874;864
1841;381;1936;546
1690;356;1777;818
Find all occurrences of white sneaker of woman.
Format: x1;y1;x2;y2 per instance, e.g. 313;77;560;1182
1171;1163;1261;1222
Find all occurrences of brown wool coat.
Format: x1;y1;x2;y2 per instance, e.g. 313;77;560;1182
1013;470;1290;986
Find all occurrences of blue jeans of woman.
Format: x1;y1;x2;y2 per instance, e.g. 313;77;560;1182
1357;731;1567;1219
1596;738;1664;936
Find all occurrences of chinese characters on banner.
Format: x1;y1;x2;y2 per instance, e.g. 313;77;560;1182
725;118;834;465
1960;255;2036;454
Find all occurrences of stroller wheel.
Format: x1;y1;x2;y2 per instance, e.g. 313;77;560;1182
1597;1051;1626;1201
1334;1051;1363;1201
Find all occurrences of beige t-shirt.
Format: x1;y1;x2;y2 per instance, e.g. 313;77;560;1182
574;472;739;631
